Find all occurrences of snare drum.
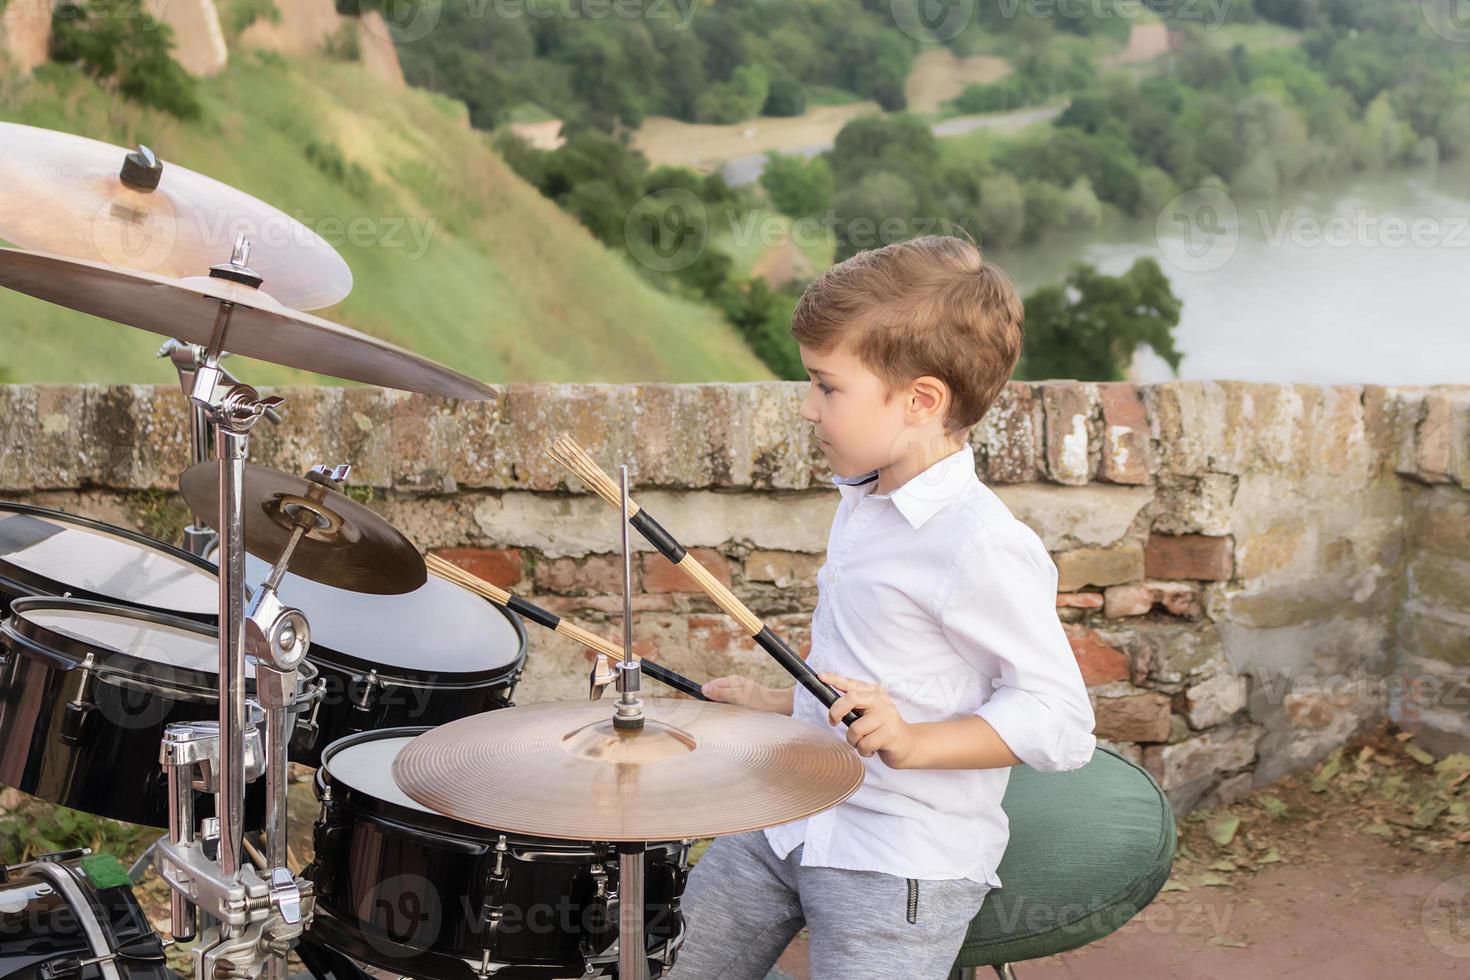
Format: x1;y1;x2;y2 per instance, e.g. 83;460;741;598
0;502;216;620
239;557;527;768
0;850;170;980
303;728;691;980
0;597;319;828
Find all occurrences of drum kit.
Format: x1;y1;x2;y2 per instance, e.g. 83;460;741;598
0;123;870;980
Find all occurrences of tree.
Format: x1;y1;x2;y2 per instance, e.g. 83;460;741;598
760;152;833;220
1016;259;1183;382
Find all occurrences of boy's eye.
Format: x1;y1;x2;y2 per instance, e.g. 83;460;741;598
816;381;834;394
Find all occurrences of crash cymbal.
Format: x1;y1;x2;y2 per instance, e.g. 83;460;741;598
0;122;352;311
0;248;495;401
392;698;864;841
179;462;427;595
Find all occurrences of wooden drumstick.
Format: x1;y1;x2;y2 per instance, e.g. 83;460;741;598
424;553;709;701
545;434;861;727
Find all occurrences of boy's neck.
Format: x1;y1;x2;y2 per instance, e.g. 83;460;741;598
872;436;966;496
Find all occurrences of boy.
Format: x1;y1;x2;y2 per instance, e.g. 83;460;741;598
662;235;1097;980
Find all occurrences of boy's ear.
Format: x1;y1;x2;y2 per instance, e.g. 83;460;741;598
907;375;951;422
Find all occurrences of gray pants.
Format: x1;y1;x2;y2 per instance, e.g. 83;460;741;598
664;830;992;980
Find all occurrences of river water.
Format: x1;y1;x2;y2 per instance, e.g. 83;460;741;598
988;162;1470;386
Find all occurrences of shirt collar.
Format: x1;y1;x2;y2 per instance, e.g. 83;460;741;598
831;443;978;530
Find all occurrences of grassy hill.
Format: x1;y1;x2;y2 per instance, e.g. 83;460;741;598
0;50;773;386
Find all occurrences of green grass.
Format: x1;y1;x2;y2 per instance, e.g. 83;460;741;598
0;52;773;385
711;207;836;280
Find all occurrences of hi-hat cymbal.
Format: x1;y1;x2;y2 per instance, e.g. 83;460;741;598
179;462;427;595
0;122;352;311
392;698;865;841
0;247;495;401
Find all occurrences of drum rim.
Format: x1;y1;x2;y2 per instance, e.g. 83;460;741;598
2;595;318;698
302;597;529;688
317;726;684;853
0;500;218;618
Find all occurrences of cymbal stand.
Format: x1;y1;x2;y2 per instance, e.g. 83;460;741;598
614;465;652;980
151;235;315;980
157;339;282;557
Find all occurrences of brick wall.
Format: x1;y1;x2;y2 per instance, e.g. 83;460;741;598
1;380;1466;815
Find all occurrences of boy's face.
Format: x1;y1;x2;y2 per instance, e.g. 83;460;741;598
798;341;914;479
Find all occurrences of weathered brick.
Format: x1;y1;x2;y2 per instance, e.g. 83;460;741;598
1065;625;1131;686
1142;724;1263;790
642;548;732;593
1104;581;1203;619
744;550;824;589
1056;592;1104;609
432;547;523;588
1043;382;1094;485
1097;383;1152;485
533;553;629;594
1090;682;1172;742
1184;672;1248;729
1144;533;1234;581
975;383;1040;484
535;594;675;616
1055;546;1144;592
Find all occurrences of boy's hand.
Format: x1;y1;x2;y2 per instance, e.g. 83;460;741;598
821;672;916;769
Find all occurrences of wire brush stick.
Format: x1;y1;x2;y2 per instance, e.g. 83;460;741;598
424;553;708;701
544;434;861;727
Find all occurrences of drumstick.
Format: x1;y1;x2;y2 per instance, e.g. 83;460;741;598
545;434;861;727
424;553;709;701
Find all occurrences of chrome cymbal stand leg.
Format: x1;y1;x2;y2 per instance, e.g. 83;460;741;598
156;235;308;980
614;464;651;980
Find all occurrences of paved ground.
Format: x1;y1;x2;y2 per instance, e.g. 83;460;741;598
764;822;1468;979
764;724;1470;979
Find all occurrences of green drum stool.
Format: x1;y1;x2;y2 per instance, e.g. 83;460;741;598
949;746;1177;979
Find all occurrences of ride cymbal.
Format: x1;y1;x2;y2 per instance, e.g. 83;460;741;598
179;462;426;595
0;247;495;401
0;122;353;311
391;698;865;841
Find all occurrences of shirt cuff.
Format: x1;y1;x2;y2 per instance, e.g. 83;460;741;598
975;687;1098;772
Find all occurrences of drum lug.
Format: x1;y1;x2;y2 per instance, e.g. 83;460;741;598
348;670;381;730
475;835;510;952
292;678;326;756
59;654;97;747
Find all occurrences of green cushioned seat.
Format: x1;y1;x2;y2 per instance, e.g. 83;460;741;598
950;746;1176;972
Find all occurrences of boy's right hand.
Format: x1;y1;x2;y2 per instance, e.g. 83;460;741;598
702;675;790;714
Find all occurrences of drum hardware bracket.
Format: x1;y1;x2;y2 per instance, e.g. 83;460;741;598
473;835;511;955
59;653;98;747
350;669;382;720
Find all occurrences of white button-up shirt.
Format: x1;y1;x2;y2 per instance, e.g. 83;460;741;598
763;442;1097;886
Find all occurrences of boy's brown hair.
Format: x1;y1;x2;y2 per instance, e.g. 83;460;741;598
790;234;1024;436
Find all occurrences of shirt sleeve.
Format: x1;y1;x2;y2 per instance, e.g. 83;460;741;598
937;526;1098;773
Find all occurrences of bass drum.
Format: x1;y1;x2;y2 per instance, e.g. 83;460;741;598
0;597;318;828
238;554;528;768
303;728;690;980
0;851;172;980
0;502;216;620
